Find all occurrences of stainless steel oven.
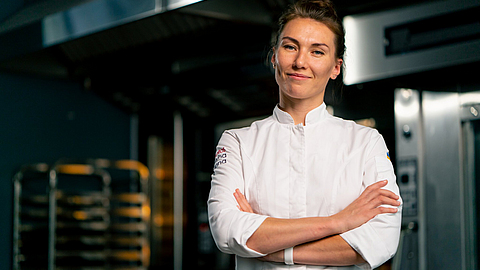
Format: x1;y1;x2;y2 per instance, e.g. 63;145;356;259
394;89;480;270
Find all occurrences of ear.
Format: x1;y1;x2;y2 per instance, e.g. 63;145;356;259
330;58;343;80
271;47;276;67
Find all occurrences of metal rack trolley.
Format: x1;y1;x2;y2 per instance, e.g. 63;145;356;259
13;159;150;270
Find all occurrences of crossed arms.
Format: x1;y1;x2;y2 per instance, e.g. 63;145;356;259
208;131;402;268
233;180;400;266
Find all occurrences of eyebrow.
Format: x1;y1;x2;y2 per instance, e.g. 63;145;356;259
282;36;330;48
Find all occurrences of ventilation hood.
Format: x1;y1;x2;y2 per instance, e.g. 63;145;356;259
0;0;212;61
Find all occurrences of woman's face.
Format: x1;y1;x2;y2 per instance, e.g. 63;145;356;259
272;18;342;105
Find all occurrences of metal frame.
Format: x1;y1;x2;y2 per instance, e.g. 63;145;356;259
462;121;478;270
13;163;51;270
173;111;184;270
393;89;425;270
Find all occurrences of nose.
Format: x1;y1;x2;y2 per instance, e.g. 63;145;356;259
293;49;307;69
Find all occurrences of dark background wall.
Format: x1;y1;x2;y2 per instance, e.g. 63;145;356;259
0;72;132;269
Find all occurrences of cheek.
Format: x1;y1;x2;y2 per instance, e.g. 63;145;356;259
275;58;285;70
276;51;294;67
313;61;336;77
274;67;284;86
275;58;288;79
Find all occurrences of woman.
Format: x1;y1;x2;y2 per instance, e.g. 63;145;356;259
208;0;402;269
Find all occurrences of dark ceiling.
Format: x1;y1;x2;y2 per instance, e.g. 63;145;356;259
0;0;440;122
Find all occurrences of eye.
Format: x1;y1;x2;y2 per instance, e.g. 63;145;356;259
283;44;296;51
312;50;325;56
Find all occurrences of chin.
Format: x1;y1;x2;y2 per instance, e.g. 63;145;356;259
284;89;323;100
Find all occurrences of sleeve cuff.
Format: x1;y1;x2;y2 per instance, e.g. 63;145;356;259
228;213;269;258
340;221;395;269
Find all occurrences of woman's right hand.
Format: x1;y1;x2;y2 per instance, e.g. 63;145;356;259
332;180;400;233
234;188;254;213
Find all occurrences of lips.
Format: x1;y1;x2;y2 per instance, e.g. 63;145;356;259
287;73;311;80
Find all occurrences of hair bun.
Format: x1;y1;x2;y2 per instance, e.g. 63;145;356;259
299;0;339;21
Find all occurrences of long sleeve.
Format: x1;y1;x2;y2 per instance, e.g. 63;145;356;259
207;131;268;258
340;132;403;269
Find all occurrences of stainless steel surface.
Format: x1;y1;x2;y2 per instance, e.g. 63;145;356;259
343;0;480;85
48;169;57;270
460;91;480;270
423;91;463;269
180;0;272;26
41;0;202;47
12;172;20;270
462;121;478;270
393;89;424;270
0;0;92;34
147;135;162;267
461;92;480;121
174;111;184;270
395;89;480;270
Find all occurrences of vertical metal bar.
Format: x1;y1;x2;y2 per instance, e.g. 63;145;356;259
48;169;57;270
423;91;462;269
416;91;427;270
460;122;468;270
173;111;183;270
148;136;158;265
393;89;423;270
148;136;165;266
12;173;21;270
462;121;478;270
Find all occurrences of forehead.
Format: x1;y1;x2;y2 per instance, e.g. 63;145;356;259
281;18;335;45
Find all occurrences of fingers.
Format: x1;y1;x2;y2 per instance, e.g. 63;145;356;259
375;206;399;215
375;195;401;207
333;180;401;232
364;180;389;195
351;180;400;221
371;179;389;188
377;189;400;201
234;189;254;213
362;180;400;203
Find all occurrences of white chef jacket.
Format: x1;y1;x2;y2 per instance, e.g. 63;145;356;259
208;103;402;269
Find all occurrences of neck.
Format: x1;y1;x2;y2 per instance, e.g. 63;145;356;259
279;96;324;125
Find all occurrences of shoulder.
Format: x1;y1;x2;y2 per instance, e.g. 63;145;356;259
224;115;275;138
322;115;385;157
326;114;379;138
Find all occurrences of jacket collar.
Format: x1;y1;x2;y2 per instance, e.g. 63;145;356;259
273;103;328;126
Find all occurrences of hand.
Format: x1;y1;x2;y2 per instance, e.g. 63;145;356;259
332;180;400;233
233;189;254;213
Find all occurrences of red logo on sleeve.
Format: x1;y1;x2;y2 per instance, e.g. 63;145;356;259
215;147;226;157
214;147;227;170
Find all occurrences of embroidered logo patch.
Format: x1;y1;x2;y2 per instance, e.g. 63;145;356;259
214;147;227;169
